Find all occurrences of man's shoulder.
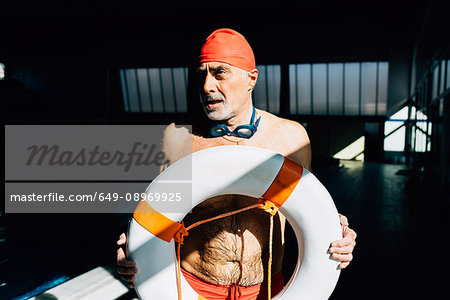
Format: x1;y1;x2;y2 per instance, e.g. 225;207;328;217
257;110;311;169
162;123;192;152
163;123;192;141
161;123;193;166
257;110;309;140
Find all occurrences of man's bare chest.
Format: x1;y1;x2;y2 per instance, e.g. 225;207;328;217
191;134;288;156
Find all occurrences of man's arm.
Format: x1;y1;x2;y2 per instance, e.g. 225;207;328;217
282;120;312;171
282;119;356;269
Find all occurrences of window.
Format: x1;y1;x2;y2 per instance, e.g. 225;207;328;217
383;106;431;153
290;64;311;114
120;67;188;113
384;107;408;152
253;65;281;114
289;61;388;116
120;65;282;114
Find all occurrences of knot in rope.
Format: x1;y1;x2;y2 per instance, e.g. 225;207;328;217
174;222;189;244
258;199;279;216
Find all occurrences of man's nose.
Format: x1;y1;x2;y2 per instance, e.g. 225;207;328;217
203;73;217;94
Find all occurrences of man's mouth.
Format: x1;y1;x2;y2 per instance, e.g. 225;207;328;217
205;99;223;109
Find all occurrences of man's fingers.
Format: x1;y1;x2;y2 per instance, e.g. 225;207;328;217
331;236;352;247
329;243;354;254
117;246;126;261
117;238;138;283
339;262;350;269
346;227;357;239
117;247;136;267
117;233;127;246
117;258;137;268
119;274;136;288
332;228;357;247
117;266;138;276
333;216;356;269
119;275;137;282
330;252;353;263
338;214;349;226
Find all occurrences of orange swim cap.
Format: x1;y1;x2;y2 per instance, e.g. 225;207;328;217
199;28;256;72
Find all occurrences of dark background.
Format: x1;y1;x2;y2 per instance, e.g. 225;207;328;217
1;1;449;299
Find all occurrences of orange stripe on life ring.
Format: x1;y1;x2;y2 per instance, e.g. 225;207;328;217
133;200;188;243
260;157;303;208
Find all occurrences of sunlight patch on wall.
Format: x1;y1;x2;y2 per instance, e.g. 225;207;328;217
333;136;365;161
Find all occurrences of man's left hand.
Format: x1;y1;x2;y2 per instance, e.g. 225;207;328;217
329;214;357;269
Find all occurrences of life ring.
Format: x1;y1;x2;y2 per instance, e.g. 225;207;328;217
127;145;341;300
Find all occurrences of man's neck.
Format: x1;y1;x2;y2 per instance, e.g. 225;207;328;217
224;103;254;131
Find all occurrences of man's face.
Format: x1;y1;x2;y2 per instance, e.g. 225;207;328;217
197;62;251;121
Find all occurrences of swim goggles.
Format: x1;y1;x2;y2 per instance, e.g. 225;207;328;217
210;106;261;139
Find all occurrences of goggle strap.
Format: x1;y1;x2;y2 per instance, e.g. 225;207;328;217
255;115;261;127
250;106;256;124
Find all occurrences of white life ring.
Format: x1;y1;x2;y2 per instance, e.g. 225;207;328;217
127;145;341;300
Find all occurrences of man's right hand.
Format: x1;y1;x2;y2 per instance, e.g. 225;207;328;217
117;233;138;288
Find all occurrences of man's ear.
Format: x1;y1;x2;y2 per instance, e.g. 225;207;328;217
248;68;258;91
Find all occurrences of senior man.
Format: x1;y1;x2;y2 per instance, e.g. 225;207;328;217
117;28;357;299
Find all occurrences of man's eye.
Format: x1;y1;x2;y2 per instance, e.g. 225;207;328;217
215;70;227;78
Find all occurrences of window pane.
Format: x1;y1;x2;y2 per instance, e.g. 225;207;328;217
377;62;389;115
148;69;164;112
297;64;312;114
160;68;176;112
125;69;140;112
289;65;298;114
136;68;152;112
384;125;405;151
385;120;403;136
173;67;188;113
312;63;327;115
328;63;343;115
267;65;281;114
344;63;360;115
119;69;130;112
361;62;377;115
119;67;188;113
253;65;281;114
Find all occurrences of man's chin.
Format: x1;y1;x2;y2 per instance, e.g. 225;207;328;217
204;110;232;121
206;112;224;121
